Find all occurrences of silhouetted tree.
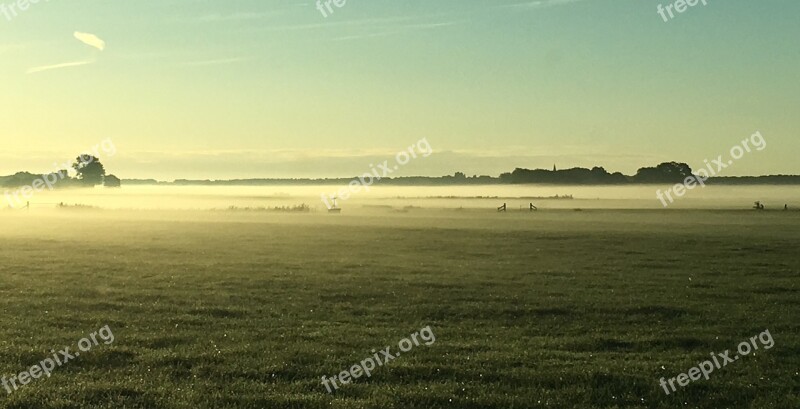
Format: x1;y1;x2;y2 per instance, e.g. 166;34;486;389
633;162;693;184
72;155;106;186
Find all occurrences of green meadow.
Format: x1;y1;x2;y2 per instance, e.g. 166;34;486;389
0;208;798;408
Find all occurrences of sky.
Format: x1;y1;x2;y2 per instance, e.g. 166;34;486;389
0;0;798;180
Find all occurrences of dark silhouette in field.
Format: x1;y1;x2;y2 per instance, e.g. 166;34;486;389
72;155;106;186
328;196;342;213
497;203;506;212
530;203;538;211
104;174;122;187
754;201;766;210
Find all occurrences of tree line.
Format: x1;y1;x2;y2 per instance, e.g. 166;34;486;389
4;160;800;187
0;155;119;188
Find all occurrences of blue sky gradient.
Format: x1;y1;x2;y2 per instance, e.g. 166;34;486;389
1;0;798;178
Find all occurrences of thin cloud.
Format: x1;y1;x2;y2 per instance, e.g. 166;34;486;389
26;32;105;74
74;32;106;51
26;60;95;74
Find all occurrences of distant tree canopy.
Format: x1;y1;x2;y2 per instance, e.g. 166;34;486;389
632;162;693;184
0;172;41;188
72;155;106;186
497;162;695;185
0;171;77;188
500;166;628;185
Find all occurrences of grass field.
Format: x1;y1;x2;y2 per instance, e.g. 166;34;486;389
0;208;798;408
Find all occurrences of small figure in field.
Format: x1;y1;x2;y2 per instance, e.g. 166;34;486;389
497;203;506;212
327;196;342;213
785;204;789;211
530;203;538;211
753;201;765;210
